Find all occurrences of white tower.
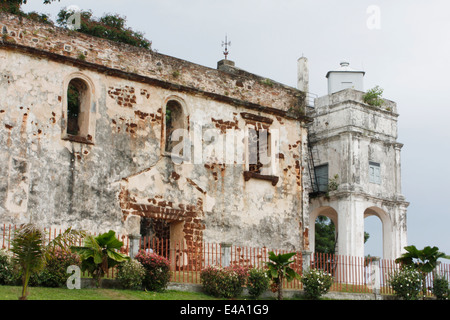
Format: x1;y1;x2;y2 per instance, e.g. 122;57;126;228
306;61;409;260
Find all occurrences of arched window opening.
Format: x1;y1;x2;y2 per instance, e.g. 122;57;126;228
66;78;90;139
165;100;184;154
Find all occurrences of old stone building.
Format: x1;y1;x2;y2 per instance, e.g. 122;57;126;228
0;13;311;252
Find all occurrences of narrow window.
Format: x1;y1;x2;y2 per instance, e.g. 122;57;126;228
66;78;90;139
314;164;329;192
248;128;271;175
369;161;381;184
67;81;81;135
165;100;184;154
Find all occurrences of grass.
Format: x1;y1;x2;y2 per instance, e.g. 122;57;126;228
0;285;223;300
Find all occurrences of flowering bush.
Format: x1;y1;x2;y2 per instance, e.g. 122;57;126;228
200;265;248;299
135;250;171;292
431;275;449;300
301;268;334;299
116;259;146;290
0;249;20;285
31;247;81;287
388;266;422;300
246;267;270;299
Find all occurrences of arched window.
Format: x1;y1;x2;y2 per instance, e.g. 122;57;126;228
63;76;95;143
165;99;184;154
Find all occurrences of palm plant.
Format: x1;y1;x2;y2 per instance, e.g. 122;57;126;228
266;251;300;300
71;230;130;288
395;245;449;299
10;223;84;300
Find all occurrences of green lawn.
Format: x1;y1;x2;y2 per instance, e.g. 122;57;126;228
0;285;223;300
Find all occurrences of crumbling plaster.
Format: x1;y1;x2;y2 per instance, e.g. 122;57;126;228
0;13;310;251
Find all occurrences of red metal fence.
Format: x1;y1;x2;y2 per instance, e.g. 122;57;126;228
2;224;449;295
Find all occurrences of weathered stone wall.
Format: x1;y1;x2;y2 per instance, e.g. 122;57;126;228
0;13;310;251
0;13;304;113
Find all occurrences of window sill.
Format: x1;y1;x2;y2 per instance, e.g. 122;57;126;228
62;134;95;145
243;171;279;186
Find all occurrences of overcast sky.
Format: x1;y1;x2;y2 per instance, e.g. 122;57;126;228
21;0;450;259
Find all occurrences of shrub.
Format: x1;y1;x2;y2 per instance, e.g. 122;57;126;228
301;268;334;299
0;249;20;285
432;275;449;300
246;267;270;299
135;250;171;292
388;266;422;300
200;265;248;299
57;9;151;50
31;247;81;288
363;86;384;107
116;259;146;290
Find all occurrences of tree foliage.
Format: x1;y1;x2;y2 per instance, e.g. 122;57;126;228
57;8;151;49
0;0;55;24
315;216;336;254
10;223;84;300
1;1;151;50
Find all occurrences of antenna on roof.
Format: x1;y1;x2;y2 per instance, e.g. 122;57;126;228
222;34;231;60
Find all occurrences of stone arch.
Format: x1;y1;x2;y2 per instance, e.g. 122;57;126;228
363;206;393;259
309;206;339;253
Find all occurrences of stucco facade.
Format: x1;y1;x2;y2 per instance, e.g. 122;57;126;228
0;13;310;251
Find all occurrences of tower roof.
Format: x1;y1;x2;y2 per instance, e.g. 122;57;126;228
326;61;365;78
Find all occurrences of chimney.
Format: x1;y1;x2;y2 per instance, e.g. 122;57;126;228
297;56;309;93
217;59;236;71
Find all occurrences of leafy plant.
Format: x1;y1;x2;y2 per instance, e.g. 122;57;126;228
31;247;80;288
71;230;130;288
116;259;146;290
388;265;422;300
135;250;171;292
266;251;300;300
246;267;270;299
10;224;83;299
200;265;248;299
301;268;334;299
327;174;339;192
0;248;20;285
431;275;449;300
395;245;448;299
363;85;385;107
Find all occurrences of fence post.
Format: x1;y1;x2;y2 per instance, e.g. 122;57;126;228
302;250;312;274
221;242;232;267
369;257;381;299
128;234;140;258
